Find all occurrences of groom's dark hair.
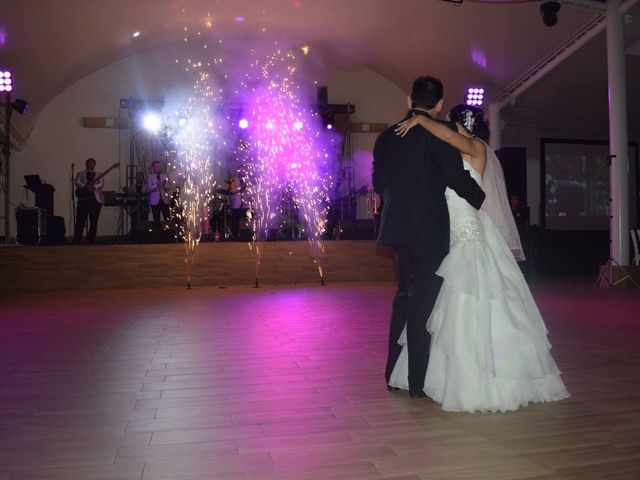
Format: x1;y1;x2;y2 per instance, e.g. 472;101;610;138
410;76;444;110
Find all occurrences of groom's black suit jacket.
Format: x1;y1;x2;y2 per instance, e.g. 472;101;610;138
373;111;486;251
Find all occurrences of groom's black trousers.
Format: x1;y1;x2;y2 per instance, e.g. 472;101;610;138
385;245;447;394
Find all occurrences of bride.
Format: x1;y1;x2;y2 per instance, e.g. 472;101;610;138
388;104;570;412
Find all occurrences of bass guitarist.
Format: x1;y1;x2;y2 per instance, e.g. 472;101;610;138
73;158;106;243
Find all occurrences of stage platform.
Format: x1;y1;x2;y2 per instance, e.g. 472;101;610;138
0;241;395;292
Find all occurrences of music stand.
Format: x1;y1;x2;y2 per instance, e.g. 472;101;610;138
24;174;43;191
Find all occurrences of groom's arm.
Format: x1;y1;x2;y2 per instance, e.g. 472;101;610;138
435;138;485;210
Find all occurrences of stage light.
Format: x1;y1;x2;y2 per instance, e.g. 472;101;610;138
0;70;11;92
466;87;484;106
142;112;162;133
11;99;29;115
293;121;303;130
541;1;561;27
321;111;334;130
238;118;249;129
132;31;141;38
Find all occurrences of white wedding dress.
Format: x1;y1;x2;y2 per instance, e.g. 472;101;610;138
388;151;570;413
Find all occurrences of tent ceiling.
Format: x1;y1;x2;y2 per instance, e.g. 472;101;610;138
1;0;639;137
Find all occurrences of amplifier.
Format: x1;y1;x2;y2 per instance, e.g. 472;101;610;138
16;207;40;244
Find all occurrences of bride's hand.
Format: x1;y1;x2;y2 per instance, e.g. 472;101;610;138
395;117;418;137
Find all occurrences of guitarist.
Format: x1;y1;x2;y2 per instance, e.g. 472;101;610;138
73;158;104;243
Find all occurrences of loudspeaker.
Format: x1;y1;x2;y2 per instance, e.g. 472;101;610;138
238;228;253;242
496;147;527;205
316;86;328;105
47;216;66;243
16;207;39;244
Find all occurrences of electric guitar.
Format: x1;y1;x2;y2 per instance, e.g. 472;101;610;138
75;162;120;199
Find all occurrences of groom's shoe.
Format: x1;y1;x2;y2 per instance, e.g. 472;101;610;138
410;390;427;398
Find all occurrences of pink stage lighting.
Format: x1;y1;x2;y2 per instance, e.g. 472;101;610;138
466;87;484;107
0;70;12;92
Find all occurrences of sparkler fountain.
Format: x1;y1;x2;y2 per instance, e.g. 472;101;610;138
167;60;223;289
234;45;336;287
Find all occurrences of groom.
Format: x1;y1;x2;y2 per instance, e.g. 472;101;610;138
373;76;485;397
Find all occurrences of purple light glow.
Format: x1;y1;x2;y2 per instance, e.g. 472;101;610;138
471;48;487;69
238;118;249;129
232;46;337;283
234;16;246;23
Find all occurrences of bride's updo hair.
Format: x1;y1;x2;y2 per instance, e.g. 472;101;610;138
449;104;490;141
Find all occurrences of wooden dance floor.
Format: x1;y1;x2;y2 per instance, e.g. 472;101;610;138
1;279;639;479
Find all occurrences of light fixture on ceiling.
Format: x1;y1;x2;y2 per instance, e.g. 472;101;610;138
132;31;141;38
0;70;12;92
466;87;484;107
540;1;561;27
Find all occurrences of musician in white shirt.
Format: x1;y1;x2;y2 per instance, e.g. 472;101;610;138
73;158;104;243
147;160;172;225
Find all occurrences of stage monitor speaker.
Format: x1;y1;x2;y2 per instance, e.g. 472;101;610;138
16;207;39;244
496;147;527;205
134;221;176;243
238;228;253;242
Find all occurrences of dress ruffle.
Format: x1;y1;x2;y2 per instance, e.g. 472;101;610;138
389;212;570;412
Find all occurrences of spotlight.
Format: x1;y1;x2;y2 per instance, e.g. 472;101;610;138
0;69;11;92
238;118;249;129
540;1;561;27
141;112;162;133
11;98;29;115
293;121;303;130
321;112;334;130
466;87;484;107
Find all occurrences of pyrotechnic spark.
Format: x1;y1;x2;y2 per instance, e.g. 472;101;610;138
167;21;226;288
233;44;337;285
